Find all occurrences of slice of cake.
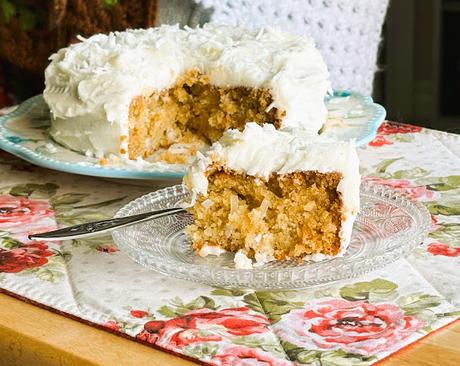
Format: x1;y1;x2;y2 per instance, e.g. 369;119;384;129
43;24;330;164
183;123;360;268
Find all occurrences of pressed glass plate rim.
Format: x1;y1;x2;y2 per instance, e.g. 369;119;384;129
112;181;431;289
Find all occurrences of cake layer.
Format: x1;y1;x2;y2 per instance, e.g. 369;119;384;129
44;24;330;160
127;69;284;162
187;167;344;261
184;123;360;265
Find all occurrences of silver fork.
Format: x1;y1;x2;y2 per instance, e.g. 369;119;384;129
28;207;186;241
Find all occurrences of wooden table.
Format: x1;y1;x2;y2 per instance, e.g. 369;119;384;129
0;293;458;366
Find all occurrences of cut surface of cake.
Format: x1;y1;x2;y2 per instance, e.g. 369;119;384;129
183;123;360;268
43;24;330;164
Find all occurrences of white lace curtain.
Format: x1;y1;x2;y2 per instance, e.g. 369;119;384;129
192;0;390;95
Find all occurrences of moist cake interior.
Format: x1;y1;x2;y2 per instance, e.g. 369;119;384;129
128;69;285;163
187;167;344;260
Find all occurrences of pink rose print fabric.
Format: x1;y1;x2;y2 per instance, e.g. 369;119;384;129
211;345;291;366
368;121;422;147
427;243;460;257
368;135;393;147
377;122;422;135
103;320;122;332
0;242;54;273
0;120;459;366
130;310;148;318
0;194;57;274
274;299;423;356
137;307;270;349
0;195;56;235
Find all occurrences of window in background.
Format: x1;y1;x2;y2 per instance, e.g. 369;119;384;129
381;0;460;133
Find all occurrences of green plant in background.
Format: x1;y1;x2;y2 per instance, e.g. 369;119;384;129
0;0;14;21
0;0;45;31
103;0;119;9
0;0;119;31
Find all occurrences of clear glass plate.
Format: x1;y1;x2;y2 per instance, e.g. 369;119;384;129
112;182;430;290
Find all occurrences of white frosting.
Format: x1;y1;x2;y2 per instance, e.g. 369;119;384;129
254;251;276;267
184;123;361;255
49;115;123;155
232;248;276;269
198;244;226;257
197;236;275;268
197;231;277;268
234;250;254;269
303;253;332;262
43;24;330;158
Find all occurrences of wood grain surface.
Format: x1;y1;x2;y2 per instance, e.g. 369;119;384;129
0;293;458;366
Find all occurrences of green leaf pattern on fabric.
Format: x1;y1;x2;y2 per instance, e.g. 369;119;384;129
397;293;442;315
429;223;460;246
1;236;22;249
211;288;247;297
9;183;58;198
243;293;266;315
50;193;89;206
391;134;414;143
158;296;218;318
183;343;219;359
281;341;376;365
374;158;401;175
392;167;430;179
340;279;398;301
425;202;460;216
246;291;304;322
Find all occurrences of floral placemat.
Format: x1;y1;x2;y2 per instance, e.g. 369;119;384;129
0;119;459;365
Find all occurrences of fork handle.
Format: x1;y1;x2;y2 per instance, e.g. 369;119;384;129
28;207;186;241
